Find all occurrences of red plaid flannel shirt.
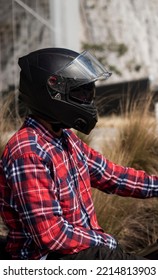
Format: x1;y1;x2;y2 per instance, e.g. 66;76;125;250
0;116;158;259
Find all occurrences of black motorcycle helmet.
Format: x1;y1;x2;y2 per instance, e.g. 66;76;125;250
18;48;111;134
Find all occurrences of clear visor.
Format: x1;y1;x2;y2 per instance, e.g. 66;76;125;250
47;51;112;94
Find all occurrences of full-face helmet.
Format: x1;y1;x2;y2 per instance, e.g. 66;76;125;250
18;48;111;134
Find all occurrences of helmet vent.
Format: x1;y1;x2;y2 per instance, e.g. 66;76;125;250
54;93;61;100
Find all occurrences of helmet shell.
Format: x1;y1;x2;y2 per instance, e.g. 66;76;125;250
18;48;98;134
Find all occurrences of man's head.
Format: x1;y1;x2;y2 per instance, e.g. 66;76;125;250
18;48;111;134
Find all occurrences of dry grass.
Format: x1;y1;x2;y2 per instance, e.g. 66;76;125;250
119;202;158;254
91;94;158;253
0;92;23;156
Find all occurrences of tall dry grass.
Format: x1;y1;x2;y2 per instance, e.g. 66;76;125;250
91;94;158;254
0;92;23;156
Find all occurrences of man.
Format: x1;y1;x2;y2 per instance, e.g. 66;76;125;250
0;48;158;260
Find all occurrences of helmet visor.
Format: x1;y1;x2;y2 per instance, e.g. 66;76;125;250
47;50;111;94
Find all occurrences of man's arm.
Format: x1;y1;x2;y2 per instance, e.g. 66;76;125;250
83;141;158;198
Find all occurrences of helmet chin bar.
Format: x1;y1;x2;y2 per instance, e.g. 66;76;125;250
50;120;71;132
50;118;90;134
52;99;98;134
49;119;87;133
74;118;87;131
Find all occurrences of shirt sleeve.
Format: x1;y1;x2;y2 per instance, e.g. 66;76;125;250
5;153;105;252
82;141;158;198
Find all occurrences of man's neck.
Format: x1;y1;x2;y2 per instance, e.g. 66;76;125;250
35;117;63;137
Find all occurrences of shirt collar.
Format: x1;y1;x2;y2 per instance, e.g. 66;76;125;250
24;115;70;148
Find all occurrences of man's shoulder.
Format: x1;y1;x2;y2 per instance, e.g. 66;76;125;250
9;126;37;144
2;126;40;160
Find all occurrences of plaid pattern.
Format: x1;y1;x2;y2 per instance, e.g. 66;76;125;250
0;116;158;259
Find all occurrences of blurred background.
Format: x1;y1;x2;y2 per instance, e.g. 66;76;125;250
1;0;158;100
0;0;158;257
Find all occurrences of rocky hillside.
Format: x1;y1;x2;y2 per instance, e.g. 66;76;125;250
80;0;158;86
